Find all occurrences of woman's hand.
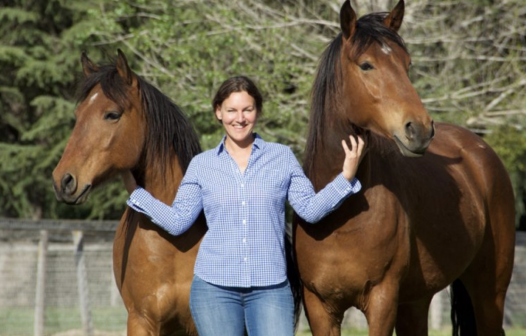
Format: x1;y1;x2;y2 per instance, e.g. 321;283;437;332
341;135;365;181
121;170;138;194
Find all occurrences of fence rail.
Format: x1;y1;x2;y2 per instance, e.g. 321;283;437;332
0;218;525;336
0;218;119;232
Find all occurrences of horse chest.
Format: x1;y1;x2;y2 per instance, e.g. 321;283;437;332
297;188;406;298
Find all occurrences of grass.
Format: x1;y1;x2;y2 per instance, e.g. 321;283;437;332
1;308;525;336
297;329;526;336
0;307;126;336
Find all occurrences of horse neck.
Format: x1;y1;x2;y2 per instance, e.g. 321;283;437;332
308;115;372;191
140;156;184;204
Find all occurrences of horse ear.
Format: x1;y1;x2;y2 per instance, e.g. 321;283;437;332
340;0;357;40
383;0;404;32
116;49;137;87
81;52;99;77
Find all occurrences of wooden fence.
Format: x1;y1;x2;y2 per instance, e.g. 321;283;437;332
0;218;119;336
0;218;525;336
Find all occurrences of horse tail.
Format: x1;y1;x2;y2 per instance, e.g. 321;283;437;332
285;228;302;330
450;279;477;336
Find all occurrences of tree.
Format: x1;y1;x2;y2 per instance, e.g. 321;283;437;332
1;0;524;226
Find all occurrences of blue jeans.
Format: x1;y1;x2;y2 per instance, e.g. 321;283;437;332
189;275;294;336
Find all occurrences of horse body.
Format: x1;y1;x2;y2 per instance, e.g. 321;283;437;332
295;1;515;335
52;50;203;336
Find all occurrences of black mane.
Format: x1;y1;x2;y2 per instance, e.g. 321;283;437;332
77;63;201;178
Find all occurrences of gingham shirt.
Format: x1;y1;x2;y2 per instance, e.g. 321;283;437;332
127;134;361;287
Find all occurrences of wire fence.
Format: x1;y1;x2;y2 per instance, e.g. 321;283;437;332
0;219;525;336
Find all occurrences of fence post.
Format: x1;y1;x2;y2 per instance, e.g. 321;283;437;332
34;230;48;336
73;231;93;336
430;289;445;330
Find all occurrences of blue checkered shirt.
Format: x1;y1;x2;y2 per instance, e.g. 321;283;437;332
127;135;361;287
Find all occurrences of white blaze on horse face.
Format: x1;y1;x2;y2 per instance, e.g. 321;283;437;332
381;43;392;55
88;92;99;106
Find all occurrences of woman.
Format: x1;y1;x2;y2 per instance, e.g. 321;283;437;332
123;76;364;336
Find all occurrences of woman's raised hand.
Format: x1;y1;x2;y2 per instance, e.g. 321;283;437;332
341;135;365;181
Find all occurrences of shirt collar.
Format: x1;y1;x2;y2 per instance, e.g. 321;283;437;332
216;133;265;155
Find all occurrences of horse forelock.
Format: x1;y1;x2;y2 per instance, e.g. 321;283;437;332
76;63;201;179
305;12;407;178
351;12;408;60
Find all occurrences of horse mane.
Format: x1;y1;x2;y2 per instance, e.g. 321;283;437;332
304;12;408;177
77;62;201;179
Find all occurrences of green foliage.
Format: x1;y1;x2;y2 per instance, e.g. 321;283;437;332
485;124;526;228
0;0;107;219
0;0;525;225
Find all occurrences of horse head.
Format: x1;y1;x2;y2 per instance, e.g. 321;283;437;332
338;0;434;157
52;50;146;204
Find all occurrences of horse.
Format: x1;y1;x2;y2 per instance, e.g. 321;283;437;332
293;1;516;335
52;50;206;336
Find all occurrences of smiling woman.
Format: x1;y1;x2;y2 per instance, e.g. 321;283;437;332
122;75;365;336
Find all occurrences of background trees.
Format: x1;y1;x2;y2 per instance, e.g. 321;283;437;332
1;0;524;228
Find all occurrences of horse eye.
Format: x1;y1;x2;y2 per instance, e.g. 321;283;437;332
104;112;122;121
359;62;374;71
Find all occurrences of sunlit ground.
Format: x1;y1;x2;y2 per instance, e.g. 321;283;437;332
297;329;526;336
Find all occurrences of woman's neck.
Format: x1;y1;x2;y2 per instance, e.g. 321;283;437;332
224;135;254;174
224;134;254;154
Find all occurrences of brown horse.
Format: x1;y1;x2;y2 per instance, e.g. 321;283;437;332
52;50;206;336
294;1;516;335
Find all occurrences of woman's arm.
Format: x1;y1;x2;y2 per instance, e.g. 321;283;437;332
123;159;203;236
288;135;364;223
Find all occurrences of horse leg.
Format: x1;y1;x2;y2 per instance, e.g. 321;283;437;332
455;273;508;336
394;297;432;336
127;312;156;336
363;280;399;336
303;287;343;336
453;213;514;335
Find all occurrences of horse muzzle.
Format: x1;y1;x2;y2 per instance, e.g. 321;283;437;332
393;120;435;157
53;172;92;205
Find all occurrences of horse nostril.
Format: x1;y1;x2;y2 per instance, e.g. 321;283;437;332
61;173;77;195
405;122;414;140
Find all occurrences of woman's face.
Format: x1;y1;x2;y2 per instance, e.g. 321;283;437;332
215;91;258;147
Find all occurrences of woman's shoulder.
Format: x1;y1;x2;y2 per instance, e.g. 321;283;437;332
262;141;293;155
191;148;218;162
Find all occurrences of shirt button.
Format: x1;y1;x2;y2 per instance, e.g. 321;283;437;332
243;220;246;225
244;257;247;261
242;201;245;206
241;184;244;188
243;238;246;243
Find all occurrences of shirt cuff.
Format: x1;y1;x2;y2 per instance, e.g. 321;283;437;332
332;173;362;197
126;187;152;212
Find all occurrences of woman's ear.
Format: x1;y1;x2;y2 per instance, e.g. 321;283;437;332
215;106;222;122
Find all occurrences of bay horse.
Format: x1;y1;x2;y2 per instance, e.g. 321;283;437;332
294;1;516;335
52;50;206;335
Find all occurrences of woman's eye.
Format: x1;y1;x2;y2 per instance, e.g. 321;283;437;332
104;112;122;121
359;62;374;71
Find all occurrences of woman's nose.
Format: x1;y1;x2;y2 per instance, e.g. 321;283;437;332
235;111;244;122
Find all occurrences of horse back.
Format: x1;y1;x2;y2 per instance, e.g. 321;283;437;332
295;122;515;306
395;122;515;300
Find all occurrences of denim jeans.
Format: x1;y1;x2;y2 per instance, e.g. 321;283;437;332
189;275;294;336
